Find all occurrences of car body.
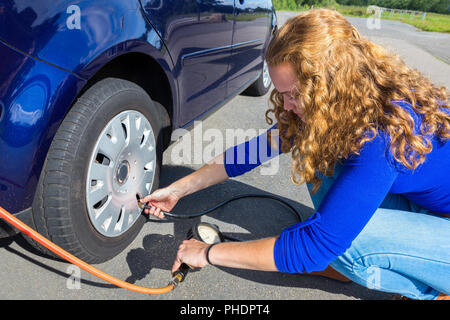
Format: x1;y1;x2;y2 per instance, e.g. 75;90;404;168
0;0;276;261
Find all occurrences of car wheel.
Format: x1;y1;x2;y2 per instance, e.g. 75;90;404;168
243;59;272;96
24;78;167;263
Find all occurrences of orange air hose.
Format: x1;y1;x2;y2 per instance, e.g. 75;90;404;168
0;206;175;295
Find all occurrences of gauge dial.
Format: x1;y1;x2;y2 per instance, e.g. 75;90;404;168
196;224;222;244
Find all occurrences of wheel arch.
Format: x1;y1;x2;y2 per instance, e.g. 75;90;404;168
28;50;176;216
75;51;175;147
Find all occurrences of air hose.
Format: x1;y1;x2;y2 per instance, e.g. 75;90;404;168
0;205;175;294
151;193;303;222
0;193;302;295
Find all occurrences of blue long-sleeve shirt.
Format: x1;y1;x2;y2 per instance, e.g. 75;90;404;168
223;101;450;273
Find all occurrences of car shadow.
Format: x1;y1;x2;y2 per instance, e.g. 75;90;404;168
0;234;116;289
124;164;395;300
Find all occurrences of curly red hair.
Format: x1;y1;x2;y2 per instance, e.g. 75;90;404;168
265;9;449;193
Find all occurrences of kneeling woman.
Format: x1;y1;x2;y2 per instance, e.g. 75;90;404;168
142;9;450;300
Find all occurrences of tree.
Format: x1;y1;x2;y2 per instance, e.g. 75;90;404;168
430;0;450;13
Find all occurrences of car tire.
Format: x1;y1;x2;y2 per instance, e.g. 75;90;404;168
23;78;167;264
243;59;272;97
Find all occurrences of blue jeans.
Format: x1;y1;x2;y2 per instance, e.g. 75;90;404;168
307;164;450;300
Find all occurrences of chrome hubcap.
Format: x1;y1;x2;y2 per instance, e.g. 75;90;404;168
86;110;156;237
116;160;130;185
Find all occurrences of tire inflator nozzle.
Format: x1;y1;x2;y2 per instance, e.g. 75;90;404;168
170;263;191;287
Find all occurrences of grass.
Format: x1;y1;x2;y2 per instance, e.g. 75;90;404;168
381;11;450;33
335;5;372;18
339;5;450;33
278;5;450;33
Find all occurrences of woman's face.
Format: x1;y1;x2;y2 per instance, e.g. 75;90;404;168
268;62;304;119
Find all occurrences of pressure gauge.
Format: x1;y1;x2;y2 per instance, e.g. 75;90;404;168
188;222;224;244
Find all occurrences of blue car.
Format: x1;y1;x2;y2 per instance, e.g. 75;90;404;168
0;0;276;262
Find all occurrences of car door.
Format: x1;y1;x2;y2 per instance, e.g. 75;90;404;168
227;0;271;95
140;0;235;127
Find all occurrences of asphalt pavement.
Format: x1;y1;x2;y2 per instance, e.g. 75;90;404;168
0;11;448;301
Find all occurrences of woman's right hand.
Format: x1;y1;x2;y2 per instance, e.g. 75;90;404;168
140;152;228;219
140;187;180;219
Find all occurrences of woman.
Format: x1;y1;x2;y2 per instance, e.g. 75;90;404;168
141;9;450;300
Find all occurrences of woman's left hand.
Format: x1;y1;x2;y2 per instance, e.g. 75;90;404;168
171;239;210;273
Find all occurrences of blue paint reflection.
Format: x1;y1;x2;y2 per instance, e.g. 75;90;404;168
4;76;49;148
9;81;46;126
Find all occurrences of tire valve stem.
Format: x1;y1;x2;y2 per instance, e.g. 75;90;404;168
136;194;144;210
